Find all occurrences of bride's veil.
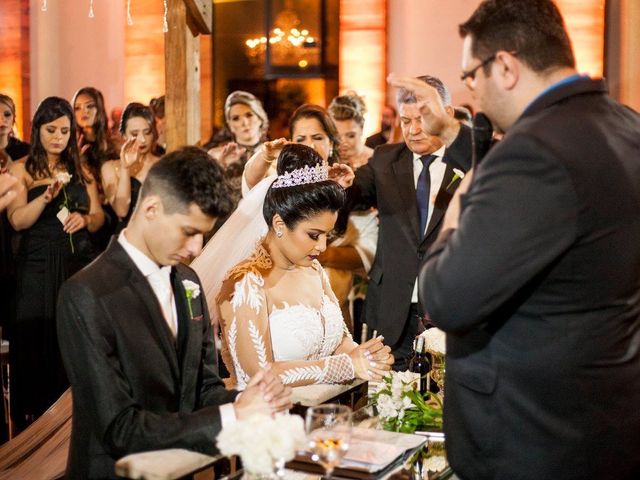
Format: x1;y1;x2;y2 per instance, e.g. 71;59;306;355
191;174;277;323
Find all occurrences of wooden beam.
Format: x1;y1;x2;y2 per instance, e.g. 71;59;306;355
165;0;201;150
184;0;212;34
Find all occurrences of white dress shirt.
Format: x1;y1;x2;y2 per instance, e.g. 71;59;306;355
411;145;446;303
118;231;178;336
117;231;237;426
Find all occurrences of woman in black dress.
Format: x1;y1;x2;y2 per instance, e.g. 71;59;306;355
72;87;119;251
7;96;104;430
0;93;30;161
100;102;160;233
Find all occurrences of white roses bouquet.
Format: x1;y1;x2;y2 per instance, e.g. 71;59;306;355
216;413;306;476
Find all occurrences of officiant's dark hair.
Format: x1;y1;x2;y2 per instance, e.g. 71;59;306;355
141;146;233;218
263;143;344;229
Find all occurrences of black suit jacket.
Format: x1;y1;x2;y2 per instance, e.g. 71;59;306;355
420;78;640;479
57;239;238;479
349;126;472;346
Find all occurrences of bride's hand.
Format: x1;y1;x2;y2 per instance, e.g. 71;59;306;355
349;336;393;381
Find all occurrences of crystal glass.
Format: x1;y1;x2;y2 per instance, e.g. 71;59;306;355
305;404;352;479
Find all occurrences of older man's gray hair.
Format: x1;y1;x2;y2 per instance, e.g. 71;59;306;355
396;75;452;107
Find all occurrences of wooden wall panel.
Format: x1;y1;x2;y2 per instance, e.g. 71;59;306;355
124;0;166;105
556;0;606;77
0;0;29;139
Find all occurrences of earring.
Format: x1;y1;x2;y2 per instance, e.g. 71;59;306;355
276;230;283;238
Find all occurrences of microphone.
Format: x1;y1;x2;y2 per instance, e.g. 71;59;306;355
472;112;494;168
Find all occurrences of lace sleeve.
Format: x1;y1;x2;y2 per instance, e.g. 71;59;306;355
219;270;272;388
220;263;357;388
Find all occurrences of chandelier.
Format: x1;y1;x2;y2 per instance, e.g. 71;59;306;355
245;1;319;70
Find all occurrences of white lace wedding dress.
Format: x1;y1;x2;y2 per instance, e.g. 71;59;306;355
217;243;358;390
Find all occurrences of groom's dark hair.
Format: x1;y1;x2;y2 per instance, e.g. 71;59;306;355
140;146;233;217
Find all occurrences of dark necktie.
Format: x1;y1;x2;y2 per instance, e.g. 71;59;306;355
416;154;437;237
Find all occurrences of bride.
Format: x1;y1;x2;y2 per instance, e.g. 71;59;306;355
192;143;393;389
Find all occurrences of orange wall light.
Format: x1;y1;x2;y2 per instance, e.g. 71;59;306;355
339;0;387;137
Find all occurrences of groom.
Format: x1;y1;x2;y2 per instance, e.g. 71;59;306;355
57;147;291;479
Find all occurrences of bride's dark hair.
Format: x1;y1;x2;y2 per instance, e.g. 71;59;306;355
263;143;344;229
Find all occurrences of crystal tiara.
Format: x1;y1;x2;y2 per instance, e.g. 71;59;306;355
271;164;329;189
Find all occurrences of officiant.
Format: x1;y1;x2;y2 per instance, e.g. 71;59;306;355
414;0;640;478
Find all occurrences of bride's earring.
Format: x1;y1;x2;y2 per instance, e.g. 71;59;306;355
276;230;283;238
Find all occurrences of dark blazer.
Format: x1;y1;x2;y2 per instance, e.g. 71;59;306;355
349;126;472;346
57;239;238;479
420;78;640;479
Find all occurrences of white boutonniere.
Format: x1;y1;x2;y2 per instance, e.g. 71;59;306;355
446;168;465;189
182;280;201;318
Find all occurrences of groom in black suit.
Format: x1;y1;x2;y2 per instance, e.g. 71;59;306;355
57;147;291;479
349;75;472;369
414;0;640;478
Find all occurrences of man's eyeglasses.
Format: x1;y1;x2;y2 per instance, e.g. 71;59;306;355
460;54;497;86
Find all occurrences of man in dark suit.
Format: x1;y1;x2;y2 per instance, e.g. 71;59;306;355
349;76;472;369
414;0;640;478
57;147;291;479
365;104;397;149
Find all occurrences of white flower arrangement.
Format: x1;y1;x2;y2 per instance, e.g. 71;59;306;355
216;413;306;476
419;327;446;355
373;370;442;433
55;172;72;185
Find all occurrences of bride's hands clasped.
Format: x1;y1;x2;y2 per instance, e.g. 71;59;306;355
349;336;394;381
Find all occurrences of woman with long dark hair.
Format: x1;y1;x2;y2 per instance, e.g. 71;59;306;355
72;87;119;250
7;96;104;429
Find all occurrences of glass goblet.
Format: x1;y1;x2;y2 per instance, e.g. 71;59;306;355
305;404;352;479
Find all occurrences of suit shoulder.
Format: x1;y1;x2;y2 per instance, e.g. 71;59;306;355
64;252;127;297
372;142;407;158
176;262;200;282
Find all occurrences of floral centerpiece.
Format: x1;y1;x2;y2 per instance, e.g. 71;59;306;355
372;370;442;434
216;413;306;479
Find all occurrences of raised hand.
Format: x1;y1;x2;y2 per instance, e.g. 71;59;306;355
349;336;394;381
387;73;460;145
120;137;140;169
219;142;247;168
328;163;355;189
41;180;63;204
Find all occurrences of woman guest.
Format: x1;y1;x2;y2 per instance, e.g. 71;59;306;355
101;102;160;233
1;93;30;345
328;92;379;338
328;92;374;170
7;96;104;430
149;95;166;155
0;93;30;162
72;87;119;250
209;91;269;185
193;144;393;389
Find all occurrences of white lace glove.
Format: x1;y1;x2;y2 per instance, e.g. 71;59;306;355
320;353;355;384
